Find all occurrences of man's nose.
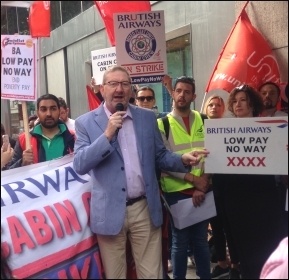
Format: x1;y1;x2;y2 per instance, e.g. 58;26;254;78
115;82;125;90
46;109;53;115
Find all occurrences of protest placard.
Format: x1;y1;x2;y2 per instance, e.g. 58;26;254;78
114;10;167;84
204;117;288;175
1;34;37;101
169;191;216;230
91;46;116;85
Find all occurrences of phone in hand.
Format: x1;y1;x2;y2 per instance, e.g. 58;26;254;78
2;134;9;152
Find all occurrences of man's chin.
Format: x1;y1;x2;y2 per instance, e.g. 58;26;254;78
41;122;58;129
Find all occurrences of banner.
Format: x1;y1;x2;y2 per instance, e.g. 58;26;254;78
204;117;288;175
1;34;37;101
28;1;51;38
94;1;151;46
1;155;104;279
205;10;280;94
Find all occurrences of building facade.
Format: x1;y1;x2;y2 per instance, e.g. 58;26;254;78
1;1;288;135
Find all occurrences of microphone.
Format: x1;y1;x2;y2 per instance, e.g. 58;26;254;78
115;103;124;112
115;103;124;138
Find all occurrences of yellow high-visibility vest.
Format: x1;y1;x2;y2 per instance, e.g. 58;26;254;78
157;110;205;193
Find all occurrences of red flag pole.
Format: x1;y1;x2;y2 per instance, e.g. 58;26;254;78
37;38;41;99
201;1;250;112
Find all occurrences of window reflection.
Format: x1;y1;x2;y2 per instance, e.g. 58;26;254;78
61;1;81;24
51;1;61;30
1;7;8;34
82;1;94;11
7;7;18;34
164;34;192;111
17;7;29;35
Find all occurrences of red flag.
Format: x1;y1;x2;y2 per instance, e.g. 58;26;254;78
86;85;102;111
94;1;151;46
28;1;51;38
205;10;280;93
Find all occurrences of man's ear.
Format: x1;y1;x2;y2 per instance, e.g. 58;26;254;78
191;93;197;102
100;85;105;96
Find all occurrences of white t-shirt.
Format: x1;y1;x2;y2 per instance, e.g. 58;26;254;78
65;118;75;130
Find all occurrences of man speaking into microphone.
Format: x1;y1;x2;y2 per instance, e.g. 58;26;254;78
73;66;209;279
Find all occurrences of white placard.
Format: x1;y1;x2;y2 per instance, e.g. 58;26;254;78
169;191;216;230
1;35;37;101
204;117;288;175
91;46;116;85
114;10;167;84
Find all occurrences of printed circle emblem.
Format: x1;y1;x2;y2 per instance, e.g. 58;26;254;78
25;39;33;48
125;29;157;61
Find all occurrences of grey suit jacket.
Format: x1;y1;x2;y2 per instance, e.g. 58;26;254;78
73;104;188;235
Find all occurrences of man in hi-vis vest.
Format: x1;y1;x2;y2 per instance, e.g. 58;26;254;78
157;76;211;279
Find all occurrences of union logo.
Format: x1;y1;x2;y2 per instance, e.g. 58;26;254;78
125;29;157;61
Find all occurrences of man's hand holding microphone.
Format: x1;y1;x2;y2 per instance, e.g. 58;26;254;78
104;103;125;142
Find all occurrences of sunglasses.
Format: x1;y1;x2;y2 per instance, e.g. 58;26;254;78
136;96;154;102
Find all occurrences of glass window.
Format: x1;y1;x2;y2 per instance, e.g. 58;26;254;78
51;1;61;30
7;7;18;34
1;7;29;35
17;7;29;35
166;34;191;77
82;1;94;11
1;7;9;34
61;1;81;24
163;34;192;111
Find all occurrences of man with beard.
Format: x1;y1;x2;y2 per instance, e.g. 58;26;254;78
258;82;287;117
7;94;75;169
157;76;211;279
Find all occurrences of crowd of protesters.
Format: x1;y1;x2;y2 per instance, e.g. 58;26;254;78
1;69;288;279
